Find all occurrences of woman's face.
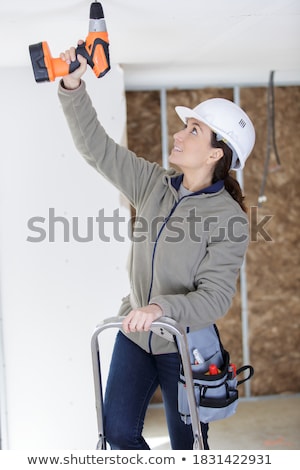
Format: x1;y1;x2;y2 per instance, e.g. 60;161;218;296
169;118;215;171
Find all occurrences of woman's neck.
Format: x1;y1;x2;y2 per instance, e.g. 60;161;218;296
182;172;213;193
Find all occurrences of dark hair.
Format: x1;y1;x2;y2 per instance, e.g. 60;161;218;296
211;132;247;213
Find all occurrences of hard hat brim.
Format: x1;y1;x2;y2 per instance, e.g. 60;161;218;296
175;105;242;170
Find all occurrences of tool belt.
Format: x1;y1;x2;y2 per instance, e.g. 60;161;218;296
177;325;254;424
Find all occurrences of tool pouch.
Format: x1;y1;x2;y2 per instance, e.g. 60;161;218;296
177;325;254;424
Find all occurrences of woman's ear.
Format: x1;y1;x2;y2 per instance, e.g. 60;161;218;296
209;148;224;165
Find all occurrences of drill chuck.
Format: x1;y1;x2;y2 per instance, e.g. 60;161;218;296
90;1;104;19
89;1;107;32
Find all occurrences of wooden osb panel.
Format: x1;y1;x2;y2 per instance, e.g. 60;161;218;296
126;91;162;166
125;86;300;398
239;86;300;395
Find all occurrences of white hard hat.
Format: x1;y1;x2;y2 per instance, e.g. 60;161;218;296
175;98;255;170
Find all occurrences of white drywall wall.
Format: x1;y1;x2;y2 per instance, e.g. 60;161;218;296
0;64;131;449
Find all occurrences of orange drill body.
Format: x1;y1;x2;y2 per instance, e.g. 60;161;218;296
29;2;110;83
85;31;110;78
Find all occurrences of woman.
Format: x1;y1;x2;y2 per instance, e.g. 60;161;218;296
58;49;255;450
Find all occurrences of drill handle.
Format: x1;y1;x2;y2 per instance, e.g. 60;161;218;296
68;43;88;73
73;38;110;78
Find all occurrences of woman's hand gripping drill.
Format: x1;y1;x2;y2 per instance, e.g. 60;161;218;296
59;40;87;90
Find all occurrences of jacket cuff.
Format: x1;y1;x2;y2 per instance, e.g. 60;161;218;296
58;79;85;95
149;297;172;317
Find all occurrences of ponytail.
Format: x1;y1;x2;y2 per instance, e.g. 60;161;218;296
211;132;247;213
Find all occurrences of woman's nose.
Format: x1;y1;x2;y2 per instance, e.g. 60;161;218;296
173;128;184;140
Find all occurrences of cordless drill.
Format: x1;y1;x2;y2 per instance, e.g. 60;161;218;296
29;1;110;82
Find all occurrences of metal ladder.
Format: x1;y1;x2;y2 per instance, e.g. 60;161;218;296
91;316;204;450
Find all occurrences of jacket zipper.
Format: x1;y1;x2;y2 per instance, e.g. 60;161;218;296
147;200;181;353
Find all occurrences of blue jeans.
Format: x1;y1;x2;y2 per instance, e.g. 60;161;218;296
104;331;209;450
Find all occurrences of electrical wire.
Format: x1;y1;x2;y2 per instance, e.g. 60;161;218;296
258;71;281;206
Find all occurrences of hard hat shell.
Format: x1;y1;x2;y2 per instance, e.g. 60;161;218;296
175;98;255;170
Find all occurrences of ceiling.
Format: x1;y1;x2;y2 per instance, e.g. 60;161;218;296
1;0;299;89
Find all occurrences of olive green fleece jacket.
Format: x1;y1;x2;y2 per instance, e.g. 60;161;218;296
58;80;249;355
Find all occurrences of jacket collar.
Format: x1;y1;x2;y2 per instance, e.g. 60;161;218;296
171;174;224;195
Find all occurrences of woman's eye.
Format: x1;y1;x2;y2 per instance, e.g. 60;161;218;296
191;127;198;135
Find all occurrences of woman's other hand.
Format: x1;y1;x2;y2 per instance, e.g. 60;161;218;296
122;304;163;333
